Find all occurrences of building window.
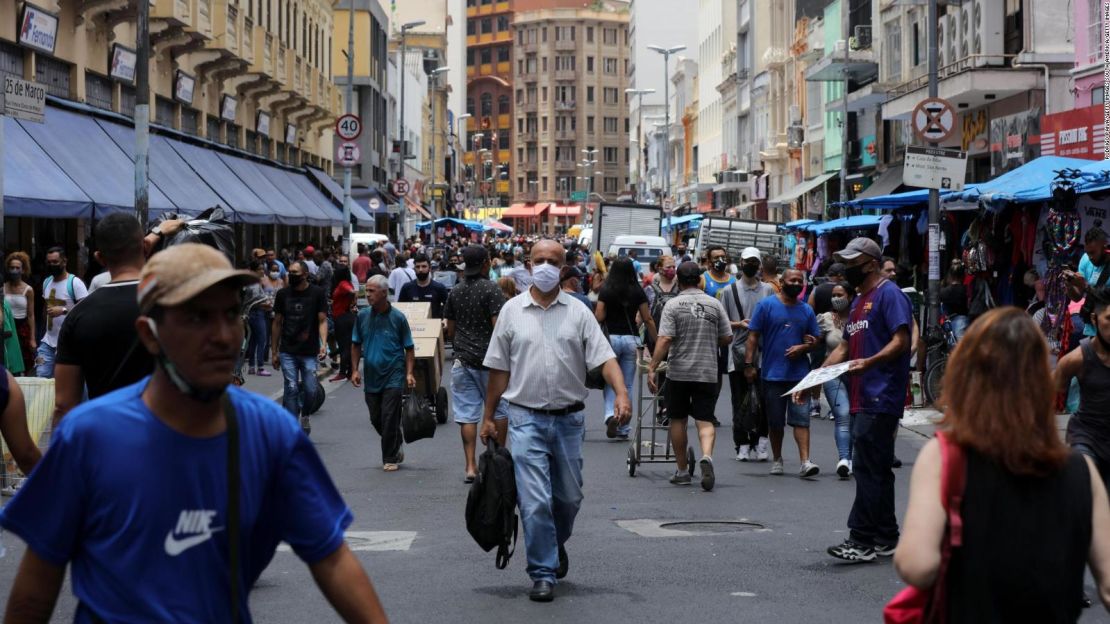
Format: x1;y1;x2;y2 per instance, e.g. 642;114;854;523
911;21;922;66
181;107;199;135
499;95;510;114
587;116;595;132
603;28;617;45
500;131;510;149
604;147;618;163
480;48;492;64
1091;0;1104;63
587;86;595;103
0;41;24;77
587;27;594;43
604;177;618;193
604;57;617;74
85;72;113;111
497;46;510;62
542;116;548;132
227;123;240;148
467;97;476;115
604;87;618;104
481;93;493;116
542;27;547;42
542;177;548;192
497;16;509;31
604;117;618;133
481;18;492;34
467;20;476;36
155;97;176;127
207;116;220;141
1094;86;1106;105
587;56;594;72
35;56;72;99
467;49;475;66
884;20;902;83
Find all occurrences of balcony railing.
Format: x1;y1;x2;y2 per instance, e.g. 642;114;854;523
555;159;577;170
555;100;576;111
555;129;574;140
555;70;576;81
887;54;1018;98
555;39;576;51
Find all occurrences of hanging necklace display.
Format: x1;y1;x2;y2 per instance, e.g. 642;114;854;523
1041;178;1082;352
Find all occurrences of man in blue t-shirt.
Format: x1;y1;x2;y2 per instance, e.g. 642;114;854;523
0;243;388;623
352;274;415;472
1067;227;1108;337
823;237;912;563
744;268;821;478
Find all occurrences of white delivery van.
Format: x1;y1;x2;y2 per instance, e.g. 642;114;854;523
349;232;390;253
607;235;672;266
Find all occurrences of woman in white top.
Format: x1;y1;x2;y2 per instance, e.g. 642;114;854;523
4;252;35;375
818;283;853;479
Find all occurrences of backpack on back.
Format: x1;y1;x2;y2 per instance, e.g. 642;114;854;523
465;441;518;569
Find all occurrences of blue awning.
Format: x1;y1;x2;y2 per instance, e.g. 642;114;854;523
951;155;1093;208
216;153;314;225
804;214;884;235
167;139;274;224
415;217;485;233
780;218;817;231
3;117;93;218
251;163;337;227
94;119;221;218
287;171;372;227
661;213;703;229
1069;159;1110;195
298;167;374;226
306;166;345;203
19;106;176;216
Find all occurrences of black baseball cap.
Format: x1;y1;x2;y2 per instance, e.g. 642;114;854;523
827;262;847;277
461;245;489;276
560;266;584;283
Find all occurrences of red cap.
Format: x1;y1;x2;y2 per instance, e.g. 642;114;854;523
304;245;315;255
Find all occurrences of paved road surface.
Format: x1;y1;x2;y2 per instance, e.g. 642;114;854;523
2;361;1107;623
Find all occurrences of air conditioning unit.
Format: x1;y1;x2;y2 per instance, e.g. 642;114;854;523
852;25;872;49
789;104;801;125
787;125;805;148
961;0;1005;67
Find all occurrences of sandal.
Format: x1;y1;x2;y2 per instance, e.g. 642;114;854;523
383;463;399;472
464;473;476;484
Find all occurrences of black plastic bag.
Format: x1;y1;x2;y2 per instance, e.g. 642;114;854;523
153;207;236;262
733;380;762;450
401;393;437;443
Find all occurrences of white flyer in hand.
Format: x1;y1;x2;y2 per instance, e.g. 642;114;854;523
782;362;853;396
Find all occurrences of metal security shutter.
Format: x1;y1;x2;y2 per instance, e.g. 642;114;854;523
244;129;258;154
227;123;240;148
35;56;71;99
155;97;175;127
120;84;136;117
181;107;199;135
85;72;113;111
207;116;221;141
0;41;24;77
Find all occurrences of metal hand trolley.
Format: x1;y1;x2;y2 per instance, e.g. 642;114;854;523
626;361;695;477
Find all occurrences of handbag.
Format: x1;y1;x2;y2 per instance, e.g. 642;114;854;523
883;432;967;624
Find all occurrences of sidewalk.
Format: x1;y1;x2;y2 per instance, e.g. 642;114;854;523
900;406;1072;441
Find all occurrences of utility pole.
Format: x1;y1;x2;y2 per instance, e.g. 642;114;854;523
625;88;655;203
341;0;355;256
648;45;685;235
134;0;150;228
427;67;449;250
398;21;425;182
926;0;941;334
839;19;850;205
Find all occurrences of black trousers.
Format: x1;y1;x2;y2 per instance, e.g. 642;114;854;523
334;312;355;376
848;412;900;548
365;388;404;464
728;369;767;450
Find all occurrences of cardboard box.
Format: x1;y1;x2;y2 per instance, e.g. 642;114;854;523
412;337;443;396
394;302;431;319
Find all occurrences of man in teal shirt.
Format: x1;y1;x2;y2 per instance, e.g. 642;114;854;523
1069;227;1108;337
352;275;415;472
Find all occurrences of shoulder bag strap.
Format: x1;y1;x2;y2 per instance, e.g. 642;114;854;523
729;283;744;321
928;431;968;620
223;394;241;624
1093;261;1110;290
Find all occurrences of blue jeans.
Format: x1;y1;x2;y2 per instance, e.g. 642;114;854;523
948;314;969;341
450;361;507;424
823;378;852;462
247;310;269;368
603;334;638;436
35;342;56;378
279;353;318;418
508;403;585;584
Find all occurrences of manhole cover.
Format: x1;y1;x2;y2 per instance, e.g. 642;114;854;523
659;521;765;534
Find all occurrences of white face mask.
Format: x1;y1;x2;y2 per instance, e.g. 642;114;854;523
531;262;561;293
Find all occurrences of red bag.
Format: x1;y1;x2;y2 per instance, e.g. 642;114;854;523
882;432;967;624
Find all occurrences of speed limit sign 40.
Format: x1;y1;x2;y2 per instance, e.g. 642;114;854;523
335;114;362;141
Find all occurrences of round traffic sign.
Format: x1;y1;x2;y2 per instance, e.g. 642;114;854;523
454;191;466;203
392;178;411;196
912;98;956;143
336;141;361;167
335;114;362;141
368;197;381;210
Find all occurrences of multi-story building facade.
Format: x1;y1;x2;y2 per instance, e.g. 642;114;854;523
0;0;345;256
510;1;632;208
465;0;514;208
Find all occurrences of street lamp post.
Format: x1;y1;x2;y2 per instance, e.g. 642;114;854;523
339;0;356;256
455;113;472;218
427;66;450;250
647;44;686;236
397;20;426;180
625;88;656;203
581;149;598;226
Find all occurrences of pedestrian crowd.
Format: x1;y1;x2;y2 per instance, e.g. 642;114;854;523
0;216;1108;621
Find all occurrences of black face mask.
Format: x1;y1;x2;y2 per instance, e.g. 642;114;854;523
46;265;63;278
416;271;430;282
741;264;759;278
782;284;803;299
844;264;869;289
6;270;21;282
289;274;305;286
712;259;728;273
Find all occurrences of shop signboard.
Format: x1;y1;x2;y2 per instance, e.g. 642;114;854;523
173;70;195;105
285;123;297;144
109;44;136;84
18;4;57;56
220;95;237;122
1039;104;1104;161
256;111;271;135
990;108;1041;176
2;75;46;124
903;146;968;191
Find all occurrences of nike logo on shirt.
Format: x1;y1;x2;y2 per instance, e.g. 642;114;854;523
165;509;224;557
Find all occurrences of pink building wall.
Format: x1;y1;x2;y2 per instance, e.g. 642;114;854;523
1074;0;1108;108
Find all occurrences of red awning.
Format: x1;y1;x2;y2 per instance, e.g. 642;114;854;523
548;204;581;217
502;202;550;218
406;197;432;219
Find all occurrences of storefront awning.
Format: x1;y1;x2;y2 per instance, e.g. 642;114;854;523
780;218;817;231
306;166;344;204
254;164;341;227
855;166;904;200
19;106;176;216
767;172;837;206
167;139;274;224
288;172;373;227
951;155;1094;208
803;214;884;235
661;213;703;230
502;202;550;218
216;153;321;226
3;117;92;218
548;204;581;217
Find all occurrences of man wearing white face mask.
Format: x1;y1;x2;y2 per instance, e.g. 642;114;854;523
481;239;629;603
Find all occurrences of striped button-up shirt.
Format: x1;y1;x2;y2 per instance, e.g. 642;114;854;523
484;289;615;410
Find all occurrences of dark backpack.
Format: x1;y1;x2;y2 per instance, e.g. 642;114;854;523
400;393;436;443
465;441;518;569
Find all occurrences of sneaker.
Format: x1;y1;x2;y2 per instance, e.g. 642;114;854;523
257;368;272;377
809;406;821;420
605;417;618;439
827;539;877;562
769;459;784;475
669;470;692;485
736;446;750;462
248;367;257;375
836;459;851;480
800;461;820;478
873;543;897;557
699;456;715;491
756;437;770;461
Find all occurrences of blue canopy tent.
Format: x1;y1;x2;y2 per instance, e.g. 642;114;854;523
949;155;1092;208
780;218;817;231
833;186;976;212
661;213;703;232
802;214;885;235
415;217;486;233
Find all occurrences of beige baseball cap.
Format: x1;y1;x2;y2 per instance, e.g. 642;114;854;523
138;243;258;313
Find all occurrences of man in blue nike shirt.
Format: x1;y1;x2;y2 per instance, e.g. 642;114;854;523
0;243;387;623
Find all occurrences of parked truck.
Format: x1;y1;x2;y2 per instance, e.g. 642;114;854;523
590;202;664;257
693;216;784;263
